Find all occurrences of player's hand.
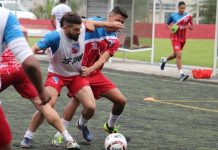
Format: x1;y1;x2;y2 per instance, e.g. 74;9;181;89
85;20;95;32
106;21;124;30
81;66;92;76
38;88;51;105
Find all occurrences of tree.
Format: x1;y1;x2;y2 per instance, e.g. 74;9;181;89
32;0;55;19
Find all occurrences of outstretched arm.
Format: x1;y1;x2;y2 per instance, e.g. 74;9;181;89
84;20;124;32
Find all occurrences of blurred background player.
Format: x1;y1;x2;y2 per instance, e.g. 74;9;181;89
160;1;193;81
51;0;72;29
20;12;124;147
52;6;128;146
0;7;50;150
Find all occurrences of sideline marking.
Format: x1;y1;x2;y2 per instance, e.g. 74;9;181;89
159;100;218;103
144;97;218;113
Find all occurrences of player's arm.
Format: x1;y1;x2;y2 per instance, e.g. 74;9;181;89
84;20;124;32
81;39;119;76
189;15;193;30
22;56;50;105
92;20;124;29
4;12;50;105
166;15;173;30
81;51;111;76
32;31;60;54
31;44;41;53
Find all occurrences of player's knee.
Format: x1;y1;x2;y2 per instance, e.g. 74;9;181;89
114;96;127;106
86;103;96;114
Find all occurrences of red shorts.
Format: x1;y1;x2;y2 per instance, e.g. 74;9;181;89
87;71;116;99
44;73;89;97
172;40;186;52
0;66;38;99
0;105;12;148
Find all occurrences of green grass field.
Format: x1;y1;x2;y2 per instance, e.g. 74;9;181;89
115;38;215;67
1;61;218;150
29;37;215;68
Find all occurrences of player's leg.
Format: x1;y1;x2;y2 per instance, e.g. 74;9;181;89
174;41;189;81
19;74;80;149
101;88;126;133
0;105;12;150
53;98;80;146
160;40;177;70
68;76;96;142
75;86;95;142
90;72;126;133
63;98;80;121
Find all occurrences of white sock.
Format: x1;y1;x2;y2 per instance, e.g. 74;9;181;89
179;69;184;75
55;118;70;138
24;130;34;140
163;58;167;63
62;130;73;142
107;113;120;128
62;118;70;129
78;115;88;127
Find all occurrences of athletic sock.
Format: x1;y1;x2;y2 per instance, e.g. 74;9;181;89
179;69;184;75
107;113;120;128
55;118;70;137
62;130;73;142
24;130;34;140
163;58;167;63
78;115;88;127
62;118;70;128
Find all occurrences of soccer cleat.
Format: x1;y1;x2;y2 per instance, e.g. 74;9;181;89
52;134;63;147
180;74;189;81
66;140;80;150
20;137;32;148
76;121;93;142
160;57;166;70
104;122;118;134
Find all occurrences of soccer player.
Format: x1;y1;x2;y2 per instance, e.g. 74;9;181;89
51;0;72;29
0;8;50;150
20;12;124;148
52;6;128;145
160;1;193;81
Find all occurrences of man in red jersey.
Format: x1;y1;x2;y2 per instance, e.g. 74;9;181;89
160;1;193;81
52;6;128;145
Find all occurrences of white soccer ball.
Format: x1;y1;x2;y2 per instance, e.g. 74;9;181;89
104;133;127;150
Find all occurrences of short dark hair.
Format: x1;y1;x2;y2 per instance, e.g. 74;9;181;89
60;12;82;27
111;6;128;19
60;0;67;3
178;1;186;6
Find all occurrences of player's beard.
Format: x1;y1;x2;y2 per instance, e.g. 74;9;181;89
67;33;79;41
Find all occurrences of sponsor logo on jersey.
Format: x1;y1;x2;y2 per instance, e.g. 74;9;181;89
71;43;80;54
108;39;115;48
